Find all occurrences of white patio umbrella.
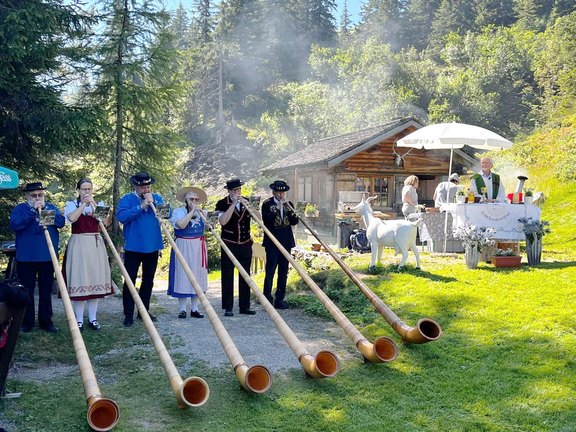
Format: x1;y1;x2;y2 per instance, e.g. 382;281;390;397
396;122;513;253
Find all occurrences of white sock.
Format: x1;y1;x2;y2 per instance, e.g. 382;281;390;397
178;298;187;312
191;297;199;313
73;300;85;324
87;299;98;322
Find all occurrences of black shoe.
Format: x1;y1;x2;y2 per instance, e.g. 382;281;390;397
88;320;101;331
178;311;187;319
264;295;273;304
274;301;289;310
78;322;84;332
123;317;134;327
137;313;157;322
224;310;234;317
21;325;33;333
190;311;204;318
239;309;256;315
42;323;59;333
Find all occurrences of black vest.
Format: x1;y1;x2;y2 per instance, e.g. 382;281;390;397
215;196;253;245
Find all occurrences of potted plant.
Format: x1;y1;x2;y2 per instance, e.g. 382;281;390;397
455;187;466;204
453;224;496;269
524;189;534;204
304;203;319;218
490;248;522;268
517;217;550;265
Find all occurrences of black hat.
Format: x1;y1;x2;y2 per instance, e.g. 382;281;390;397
225;178;244;190
130;172;155;186
269;180;290;191
22;182;47;192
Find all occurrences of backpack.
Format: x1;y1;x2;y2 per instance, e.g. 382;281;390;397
350;229;371;253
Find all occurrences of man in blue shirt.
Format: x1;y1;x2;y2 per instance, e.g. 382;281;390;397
116;172;164;327
9;182;65;333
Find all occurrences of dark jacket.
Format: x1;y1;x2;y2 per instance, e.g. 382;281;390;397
261;197;298;250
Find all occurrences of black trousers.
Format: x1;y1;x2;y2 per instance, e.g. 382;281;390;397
220;243;252;311
263;246;290;304
122;250;159;318
17;261;54;328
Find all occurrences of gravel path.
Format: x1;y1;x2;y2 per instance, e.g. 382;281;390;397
10;279;358;382
154;280;356;373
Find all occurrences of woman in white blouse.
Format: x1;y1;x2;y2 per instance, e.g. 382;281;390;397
401;175;420;219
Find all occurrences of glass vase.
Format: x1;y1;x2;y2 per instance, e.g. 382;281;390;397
465;244;480;269
526;238;542;266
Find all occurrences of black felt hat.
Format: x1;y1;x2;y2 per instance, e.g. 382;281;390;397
130;172;155;186
269;180;290;191
22;182;47;192
225;178;244;190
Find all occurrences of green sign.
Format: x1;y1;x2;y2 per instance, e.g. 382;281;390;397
0;166;20;190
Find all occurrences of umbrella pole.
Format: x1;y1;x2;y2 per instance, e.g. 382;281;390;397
443;145;454;253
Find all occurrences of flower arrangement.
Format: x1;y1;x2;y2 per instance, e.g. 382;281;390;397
493;248;518;257
524;189;533;197
517;217;550;242
304;203;319;217
453;224;496;251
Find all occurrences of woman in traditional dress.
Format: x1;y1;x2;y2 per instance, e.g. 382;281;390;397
63;178;114;331
168;186;208;318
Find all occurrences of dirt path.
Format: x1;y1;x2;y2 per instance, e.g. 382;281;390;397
10;279;357;383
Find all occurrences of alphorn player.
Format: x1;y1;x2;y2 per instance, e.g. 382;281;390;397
167;186;208;319
214;178;256;317
116;172;164;327
9;182;65;333
261;180;298;309
63;178;114;332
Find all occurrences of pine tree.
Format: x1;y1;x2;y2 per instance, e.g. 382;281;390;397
88;0;184;231
0;0;98;180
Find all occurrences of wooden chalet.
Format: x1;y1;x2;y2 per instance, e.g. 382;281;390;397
261;117;477;238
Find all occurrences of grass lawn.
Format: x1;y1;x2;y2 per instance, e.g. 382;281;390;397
1;175;575;431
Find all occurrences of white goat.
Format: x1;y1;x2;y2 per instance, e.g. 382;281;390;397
352;196;421;271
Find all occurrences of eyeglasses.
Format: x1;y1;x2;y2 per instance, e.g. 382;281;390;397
28;193;45;198
231;188;241;192
187;197;201;201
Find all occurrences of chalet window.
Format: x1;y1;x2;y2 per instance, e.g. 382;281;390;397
355;176;390;208
298;176;312;203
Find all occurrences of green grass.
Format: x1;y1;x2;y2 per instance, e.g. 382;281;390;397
1;174;575;431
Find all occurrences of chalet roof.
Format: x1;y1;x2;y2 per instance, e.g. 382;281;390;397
261;117;423;173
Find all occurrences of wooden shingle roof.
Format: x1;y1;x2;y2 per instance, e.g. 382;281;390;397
262;117;423;173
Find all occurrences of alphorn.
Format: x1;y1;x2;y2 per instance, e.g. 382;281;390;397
40;218;120;431
239;199;398;363
288;203;442;344
151;204;272;393
198;211;340;378
98;220;209;408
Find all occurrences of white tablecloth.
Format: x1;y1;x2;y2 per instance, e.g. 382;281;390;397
445;203;541;241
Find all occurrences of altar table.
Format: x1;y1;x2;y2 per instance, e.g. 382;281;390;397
445;203;541;241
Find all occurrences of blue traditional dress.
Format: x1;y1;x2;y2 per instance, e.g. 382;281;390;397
167;207;208;298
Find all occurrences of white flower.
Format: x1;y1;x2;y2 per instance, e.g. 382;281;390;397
453;224;496;251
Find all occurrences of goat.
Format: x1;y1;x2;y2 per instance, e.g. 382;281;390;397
352;196;421;271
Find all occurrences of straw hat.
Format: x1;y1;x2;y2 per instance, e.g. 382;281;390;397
176;186;207;203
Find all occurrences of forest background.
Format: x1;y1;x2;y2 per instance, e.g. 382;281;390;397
1;0;576;237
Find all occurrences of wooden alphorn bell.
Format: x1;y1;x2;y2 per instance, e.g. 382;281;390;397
150;203;272;393
39;212;120;431
239;199;398;363
97;219;209;408
288;202;442;344
197;210;340;378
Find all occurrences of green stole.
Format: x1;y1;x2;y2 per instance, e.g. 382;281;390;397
472;173;500;199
